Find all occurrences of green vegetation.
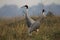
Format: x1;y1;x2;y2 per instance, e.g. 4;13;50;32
0;15;60;40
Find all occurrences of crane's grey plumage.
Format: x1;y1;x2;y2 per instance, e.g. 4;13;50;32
21;5;35;27
21;5;46;35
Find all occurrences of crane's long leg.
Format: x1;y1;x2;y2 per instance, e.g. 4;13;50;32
28;28;32;36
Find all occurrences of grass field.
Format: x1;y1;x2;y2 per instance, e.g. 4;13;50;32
0;16;60;40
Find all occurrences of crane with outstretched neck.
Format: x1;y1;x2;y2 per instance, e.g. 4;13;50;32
21;5;46;35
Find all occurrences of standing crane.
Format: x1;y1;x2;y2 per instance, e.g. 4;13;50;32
21;5;46;35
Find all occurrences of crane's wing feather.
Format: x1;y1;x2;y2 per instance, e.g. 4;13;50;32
28;21;40;33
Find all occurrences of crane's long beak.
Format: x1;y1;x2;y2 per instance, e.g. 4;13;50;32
21;5;28;9
21;6;25;8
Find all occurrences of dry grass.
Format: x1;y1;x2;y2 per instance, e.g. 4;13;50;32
0;16;60;40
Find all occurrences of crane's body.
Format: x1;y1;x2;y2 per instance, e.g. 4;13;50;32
24;7;40;34
28;21;40;33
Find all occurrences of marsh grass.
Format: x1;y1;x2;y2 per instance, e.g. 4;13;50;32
0;16;60;40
